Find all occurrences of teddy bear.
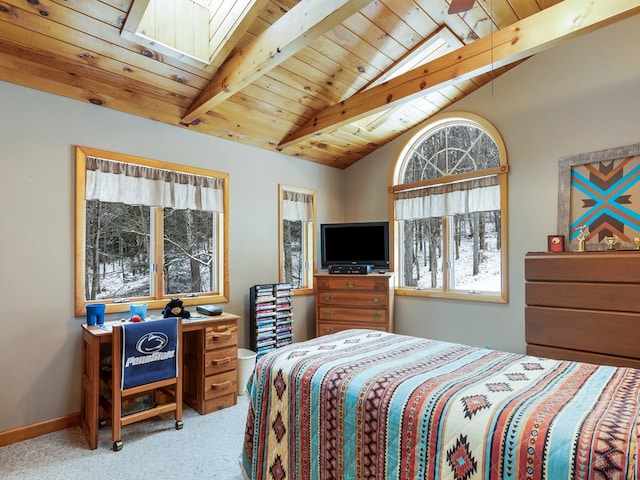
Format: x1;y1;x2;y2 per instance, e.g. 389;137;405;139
162;298;191;319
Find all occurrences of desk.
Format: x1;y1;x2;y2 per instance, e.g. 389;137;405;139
80;313;240;449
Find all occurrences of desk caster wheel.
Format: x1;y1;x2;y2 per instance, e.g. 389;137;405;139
175;420;183;430
113;440;123;451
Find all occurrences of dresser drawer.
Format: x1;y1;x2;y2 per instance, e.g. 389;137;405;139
317;321;388;336
204;347;237;376
316;276;388;292
318;306;387;324
204;323;237;351
317;290;388;307
204;370;237;400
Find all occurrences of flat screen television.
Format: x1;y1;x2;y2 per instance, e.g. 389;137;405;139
320;221;390;269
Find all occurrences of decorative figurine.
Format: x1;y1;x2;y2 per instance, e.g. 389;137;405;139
634;237;640;250
575;225;589;252
603;236;618;250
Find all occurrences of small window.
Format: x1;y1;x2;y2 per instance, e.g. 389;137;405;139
391;113;508;302
279;185;316;293
75;146;229;315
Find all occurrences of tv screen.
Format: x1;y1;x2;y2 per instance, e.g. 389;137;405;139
320;221;390;269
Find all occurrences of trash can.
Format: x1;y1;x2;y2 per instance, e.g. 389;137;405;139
237;348;257;395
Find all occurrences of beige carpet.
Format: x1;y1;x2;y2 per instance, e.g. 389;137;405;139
0;395;250;479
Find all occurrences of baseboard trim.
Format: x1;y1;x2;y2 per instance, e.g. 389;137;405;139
0;413;80;447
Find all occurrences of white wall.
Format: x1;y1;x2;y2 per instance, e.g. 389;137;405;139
0;83;344;431
344;15;640;353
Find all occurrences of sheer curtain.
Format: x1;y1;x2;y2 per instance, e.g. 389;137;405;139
394;175;499;220
85;156;223;212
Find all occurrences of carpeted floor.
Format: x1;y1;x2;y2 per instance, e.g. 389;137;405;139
0;395;250;479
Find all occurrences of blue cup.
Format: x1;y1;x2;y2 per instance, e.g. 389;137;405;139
129;302;148;320
86;303;106;326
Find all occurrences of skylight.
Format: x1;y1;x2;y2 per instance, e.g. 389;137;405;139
121;0;260;68
364;26;463;91
355;26;464;131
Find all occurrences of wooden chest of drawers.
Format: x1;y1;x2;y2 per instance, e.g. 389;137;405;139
525;251;640;368
183;314;238;414
315;273;394;336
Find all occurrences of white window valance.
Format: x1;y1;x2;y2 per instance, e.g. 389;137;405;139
394;175;500;220
282;189;314;222
85;157;223;212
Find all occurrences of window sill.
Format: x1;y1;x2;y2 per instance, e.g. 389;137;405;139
395;287;507;304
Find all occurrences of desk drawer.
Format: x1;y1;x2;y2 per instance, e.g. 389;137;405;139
204;370;237;400
204;393;237;412
205;323;237;350
204;347;237;376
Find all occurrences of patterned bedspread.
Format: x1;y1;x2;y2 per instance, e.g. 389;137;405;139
241;330;640;480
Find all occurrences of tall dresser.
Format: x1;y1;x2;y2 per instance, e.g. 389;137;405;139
315;273;394;336
525;251;640;368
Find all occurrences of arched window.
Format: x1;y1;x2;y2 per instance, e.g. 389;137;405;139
391;112;508;302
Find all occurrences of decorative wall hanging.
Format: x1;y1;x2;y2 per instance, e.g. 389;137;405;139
557;142;640;251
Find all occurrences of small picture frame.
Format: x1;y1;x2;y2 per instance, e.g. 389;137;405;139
547;235;565;252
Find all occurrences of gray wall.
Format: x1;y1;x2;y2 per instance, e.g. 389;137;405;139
1;14;639;433
344;15;640;353
0;85;344;431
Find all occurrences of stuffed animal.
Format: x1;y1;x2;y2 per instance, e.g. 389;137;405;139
162;298;190;319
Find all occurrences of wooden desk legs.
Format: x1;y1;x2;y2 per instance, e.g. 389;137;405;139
80;329;101;450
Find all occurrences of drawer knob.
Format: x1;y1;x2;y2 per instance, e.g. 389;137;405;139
323;309;334;316
371;312;382;319
322;295;333;301
322;327;334;334
346;282;356;288
211;380;232;390
212;357;232;366
371;296;381;303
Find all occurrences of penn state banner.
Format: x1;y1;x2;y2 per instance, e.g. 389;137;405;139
121;318;179;390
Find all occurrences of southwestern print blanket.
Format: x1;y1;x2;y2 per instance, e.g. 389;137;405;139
241;330;640;480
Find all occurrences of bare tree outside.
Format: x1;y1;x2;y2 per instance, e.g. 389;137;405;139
85;200;215;301
163;208;215;295
398;121;503;293
282;219;303;288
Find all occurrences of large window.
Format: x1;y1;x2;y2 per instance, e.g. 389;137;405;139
391;113;508;302
279;185;316;293
75;146;229;315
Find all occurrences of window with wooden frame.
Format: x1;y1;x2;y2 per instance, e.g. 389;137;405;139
75;146;229;315
391;112;509;303
278;185;316;293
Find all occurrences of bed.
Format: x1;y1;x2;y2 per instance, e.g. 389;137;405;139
241;329;640;480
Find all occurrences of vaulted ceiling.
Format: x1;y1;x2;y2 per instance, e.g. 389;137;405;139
1;0;638;168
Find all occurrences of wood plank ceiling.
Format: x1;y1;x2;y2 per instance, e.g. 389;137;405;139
1;0;638;169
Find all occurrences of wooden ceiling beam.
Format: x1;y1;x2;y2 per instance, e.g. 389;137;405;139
278;0;640;151
181;0;374;125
